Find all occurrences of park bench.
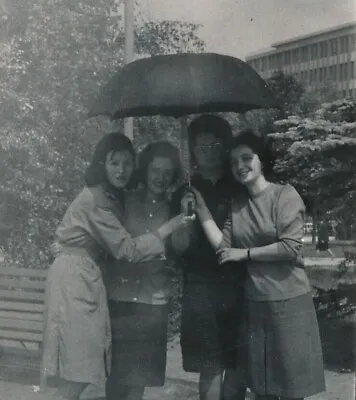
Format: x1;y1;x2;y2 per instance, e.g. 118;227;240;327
0;266;47;387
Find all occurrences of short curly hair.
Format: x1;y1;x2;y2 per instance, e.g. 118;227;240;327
135;141;183;186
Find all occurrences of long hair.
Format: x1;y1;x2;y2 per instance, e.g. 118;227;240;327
84;132;136;187
187;114;232;169
135;141;183;187
230;130;275;179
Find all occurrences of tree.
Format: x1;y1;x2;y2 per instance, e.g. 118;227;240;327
0;0;205;268
269;99;356;240
239;71;338;135
239;71;305;135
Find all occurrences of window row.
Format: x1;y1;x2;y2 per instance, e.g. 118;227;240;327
249;33;356;71
298;62;355;84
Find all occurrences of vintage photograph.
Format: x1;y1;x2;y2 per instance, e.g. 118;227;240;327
0;0;355;399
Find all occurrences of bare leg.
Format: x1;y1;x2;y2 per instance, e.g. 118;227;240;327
222;368;246;400
199;366;223;400
56;379;89;400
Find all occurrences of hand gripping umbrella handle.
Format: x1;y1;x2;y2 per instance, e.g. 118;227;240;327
180;116;194;217
183;187;195;217
187;200;194;217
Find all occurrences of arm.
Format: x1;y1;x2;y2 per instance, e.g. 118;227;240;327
88;205;186;263
218;185;305;264
191;187;224;250
250;185;304;262
169;187;197;255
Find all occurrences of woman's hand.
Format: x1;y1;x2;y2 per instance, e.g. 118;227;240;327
50;241;62;258
216;248;248;264
158;213;194;239
188;187;211;221
180;191;197;220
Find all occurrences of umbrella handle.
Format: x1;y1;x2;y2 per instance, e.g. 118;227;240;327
187;200;194;217
184;187;195;217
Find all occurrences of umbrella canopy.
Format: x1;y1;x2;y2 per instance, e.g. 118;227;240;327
88;52;278;120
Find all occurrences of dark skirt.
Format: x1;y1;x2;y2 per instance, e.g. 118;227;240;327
180;281;245;372
245;292;326;398
107;300;169;387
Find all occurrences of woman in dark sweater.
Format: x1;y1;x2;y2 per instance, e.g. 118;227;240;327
171;115;247;400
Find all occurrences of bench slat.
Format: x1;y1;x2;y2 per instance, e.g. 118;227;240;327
0;311;43;321
0;290;45;302
0;279;46;291
0;268;48;348
0;310;43;321
0;267;47;279
0;329;43;343
0;318;43;332
0;301;44;313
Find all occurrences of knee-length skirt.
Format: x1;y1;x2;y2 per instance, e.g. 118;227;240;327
180;281;245;372
245;292;326;398
41;254;111;386
108;300;169;387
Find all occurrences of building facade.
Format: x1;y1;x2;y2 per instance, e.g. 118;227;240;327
245;21;356;98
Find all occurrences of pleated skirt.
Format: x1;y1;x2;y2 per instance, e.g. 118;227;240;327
245;292;326;398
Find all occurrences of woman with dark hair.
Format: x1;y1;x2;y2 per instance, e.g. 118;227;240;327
41;133;187;400
189;131;326;400
170;115;247;400
104;141;184;400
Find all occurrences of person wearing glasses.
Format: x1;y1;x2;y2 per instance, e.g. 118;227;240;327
170;115;247;400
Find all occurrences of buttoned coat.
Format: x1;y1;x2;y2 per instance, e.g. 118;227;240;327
41;184;165;385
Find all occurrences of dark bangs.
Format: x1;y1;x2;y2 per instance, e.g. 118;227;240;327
84;132;136;187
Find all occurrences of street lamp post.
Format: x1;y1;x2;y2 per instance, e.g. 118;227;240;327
124;0;134;140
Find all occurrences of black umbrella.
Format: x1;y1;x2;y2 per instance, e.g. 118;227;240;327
88;52;278;216
88;52;278;120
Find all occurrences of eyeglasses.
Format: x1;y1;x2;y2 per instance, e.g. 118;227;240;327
195;142;223;151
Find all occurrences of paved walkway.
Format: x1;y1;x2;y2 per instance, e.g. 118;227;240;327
0;256;354;400
4;335;353;400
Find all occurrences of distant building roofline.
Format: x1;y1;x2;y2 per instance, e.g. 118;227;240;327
245;20;356;60
245;47;276;60
272;20;356;47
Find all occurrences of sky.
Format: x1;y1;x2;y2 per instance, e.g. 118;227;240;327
137;0;356;59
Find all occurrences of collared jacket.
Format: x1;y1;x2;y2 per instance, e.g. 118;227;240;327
56;184;166;262
42;184;166;384
105;188;172;305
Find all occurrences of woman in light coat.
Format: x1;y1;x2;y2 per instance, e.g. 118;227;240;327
41;133;187;400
